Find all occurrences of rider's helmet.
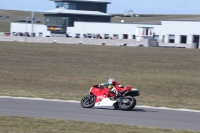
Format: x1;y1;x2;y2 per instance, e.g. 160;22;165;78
108;78;115;85
108;85;113;90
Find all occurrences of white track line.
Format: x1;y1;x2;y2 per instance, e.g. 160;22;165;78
0;96;200;113
0;96;80;103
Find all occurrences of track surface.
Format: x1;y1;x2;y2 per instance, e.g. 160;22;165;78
0;97;200;132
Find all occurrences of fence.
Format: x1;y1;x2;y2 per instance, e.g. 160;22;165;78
0;36;193;48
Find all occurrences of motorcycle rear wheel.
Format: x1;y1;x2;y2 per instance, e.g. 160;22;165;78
113;103;119;109
81;95;96;108
118;96;136;111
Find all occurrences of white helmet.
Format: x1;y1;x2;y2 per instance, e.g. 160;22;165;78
108;78;115;84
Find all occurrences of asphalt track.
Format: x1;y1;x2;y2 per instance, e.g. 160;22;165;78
0;97;200;132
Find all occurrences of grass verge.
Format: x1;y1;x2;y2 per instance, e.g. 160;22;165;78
0;116;198;133
0;42;200;110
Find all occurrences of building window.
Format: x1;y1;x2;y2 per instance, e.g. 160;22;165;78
61;18;68;26
45;16;70;32
113;34;119;39
168;35;175;43
140;28;153;36
32;33;36;37
63;2;69;8
162;35;165;43
69;19;75;26
145;28;149;35
123;34;128;39
55;2;63;8
132;35;136;39
46;16;65;26
154;35;159;40
69;3;77;9
55;2;76;9
104;34;110;39
87;34;93;38
193;35;199;48
180;35;187;44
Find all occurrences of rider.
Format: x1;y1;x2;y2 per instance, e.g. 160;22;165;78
98;78;123;99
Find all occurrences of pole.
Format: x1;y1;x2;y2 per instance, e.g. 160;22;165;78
34;18;36;37
31;11;34;37
26;17;29;33
25;17;29;42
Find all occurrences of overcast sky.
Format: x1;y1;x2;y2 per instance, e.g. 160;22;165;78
0;0;199;14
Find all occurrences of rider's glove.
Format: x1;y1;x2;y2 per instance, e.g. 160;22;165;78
116;92;121;97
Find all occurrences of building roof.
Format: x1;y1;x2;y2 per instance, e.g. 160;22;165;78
50;0;111;4
42;8;111;16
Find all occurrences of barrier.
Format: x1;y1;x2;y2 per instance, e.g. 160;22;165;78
52;40;57;43
102;41;106;45
0;36;194;48
79;41;83;44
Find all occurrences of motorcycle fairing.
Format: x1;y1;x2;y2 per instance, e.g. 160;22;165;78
94;98;116;109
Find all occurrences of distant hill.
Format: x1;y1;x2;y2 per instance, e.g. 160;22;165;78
111;14;200;24
0;9;45;32
0;9;44;18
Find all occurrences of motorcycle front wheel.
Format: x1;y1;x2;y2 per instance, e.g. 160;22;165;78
81;95;96;108
118;96;136;111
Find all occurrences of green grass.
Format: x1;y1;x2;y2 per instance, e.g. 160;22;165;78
0;116;198;133
0;42;200;110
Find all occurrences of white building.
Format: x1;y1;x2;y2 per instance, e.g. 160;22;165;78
11;23;50;37
10;0;200;48
67;20;200;46
8;0;200;48
10;20;200;48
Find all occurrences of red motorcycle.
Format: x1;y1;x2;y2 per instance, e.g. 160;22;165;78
81;85;140;111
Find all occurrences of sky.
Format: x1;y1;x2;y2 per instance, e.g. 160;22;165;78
0;0;200;14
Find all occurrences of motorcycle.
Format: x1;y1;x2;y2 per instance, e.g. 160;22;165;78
81;85;140;111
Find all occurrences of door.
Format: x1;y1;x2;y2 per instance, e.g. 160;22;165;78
193;35;199;48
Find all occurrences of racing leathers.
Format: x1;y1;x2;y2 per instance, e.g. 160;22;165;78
99;81;123;99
